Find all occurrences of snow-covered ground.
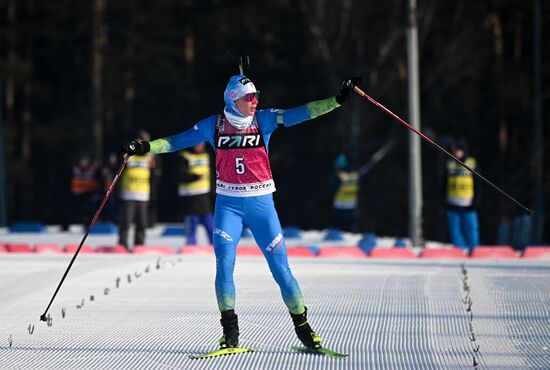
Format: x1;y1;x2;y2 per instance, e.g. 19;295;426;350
1;252;549;369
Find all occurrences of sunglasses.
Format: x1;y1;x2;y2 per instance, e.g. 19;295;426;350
241;92;260;102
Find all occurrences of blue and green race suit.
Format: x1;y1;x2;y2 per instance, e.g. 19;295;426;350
149;97;341;314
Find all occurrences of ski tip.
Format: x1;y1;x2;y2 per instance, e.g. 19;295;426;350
189;347;257;360
291;346;348;359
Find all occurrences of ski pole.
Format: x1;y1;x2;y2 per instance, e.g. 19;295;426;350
40;154;130;322
353;85;533;215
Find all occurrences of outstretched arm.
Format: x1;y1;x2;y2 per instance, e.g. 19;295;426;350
259;77;362;131
149;125;210;154
122;117;216;157
281;97;341;127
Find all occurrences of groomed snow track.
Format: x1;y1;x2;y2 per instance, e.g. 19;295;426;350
1;254;549;369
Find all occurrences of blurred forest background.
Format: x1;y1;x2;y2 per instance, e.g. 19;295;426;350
1;0;549;244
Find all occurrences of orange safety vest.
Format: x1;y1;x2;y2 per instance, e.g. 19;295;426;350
71;164;99;195
101;165;116;190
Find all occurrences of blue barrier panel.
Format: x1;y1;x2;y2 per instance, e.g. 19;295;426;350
394;238;407;248
9;222;45;233
358;233;377;254
308;246;321;256
283;226;302;239
324;228;344;241
162;226;186;236
90;222;118;234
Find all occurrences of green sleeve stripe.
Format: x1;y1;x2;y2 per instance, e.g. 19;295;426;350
149;138;172;154
305;97;341;119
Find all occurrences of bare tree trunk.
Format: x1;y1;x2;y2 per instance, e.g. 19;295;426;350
0;91;5;226
532;0;544;243
349;15;365;164
21;0;34;163
5;0;16;127
15;0;36;219
4;0;17;222
92;0;107;164
123;20;136;138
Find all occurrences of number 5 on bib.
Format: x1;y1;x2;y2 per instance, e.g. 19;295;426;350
235;157;245;174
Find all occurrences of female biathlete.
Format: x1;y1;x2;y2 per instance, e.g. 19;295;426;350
123;75;359;350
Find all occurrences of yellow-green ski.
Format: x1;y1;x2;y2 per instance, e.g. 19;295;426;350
189;347;257;359
291;346;348;359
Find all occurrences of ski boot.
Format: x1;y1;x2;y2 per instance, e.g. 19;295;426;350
219;309;239;348
290;307;321;349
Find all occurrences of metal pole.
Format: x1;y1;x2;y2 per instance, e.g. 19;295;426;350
92;0;105;164
533;0;544;243
0;83;6;226
0;15;6;226
406;0;423;246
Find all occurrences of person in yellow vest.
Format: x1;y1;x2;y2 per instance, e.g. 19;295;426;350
444;139;480;251
178;142;214;245
332;153;359;232
70;153;100;225
118;130;156;250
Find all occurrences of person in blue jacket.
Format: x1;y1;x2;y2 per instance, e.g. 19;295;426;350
123;75;360;350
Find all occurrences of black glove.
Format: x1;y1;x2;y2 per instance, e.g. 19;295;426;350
121;140;150;156
336;77;363;105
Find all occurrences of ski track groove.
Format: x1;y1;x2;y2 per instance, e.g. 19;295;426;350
467;263;550;369
0;255;549;369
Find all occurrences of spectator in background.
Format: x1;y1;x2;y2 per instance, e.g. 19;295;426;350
70;153;100;226
332;152;359;232
177;142;214;245
118;130;156;251
444;139;480;251
330;139;395;234
100;153;119;223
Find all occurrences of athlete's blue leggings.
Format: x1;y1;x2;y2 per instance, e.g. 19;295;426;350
213;193;305;314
